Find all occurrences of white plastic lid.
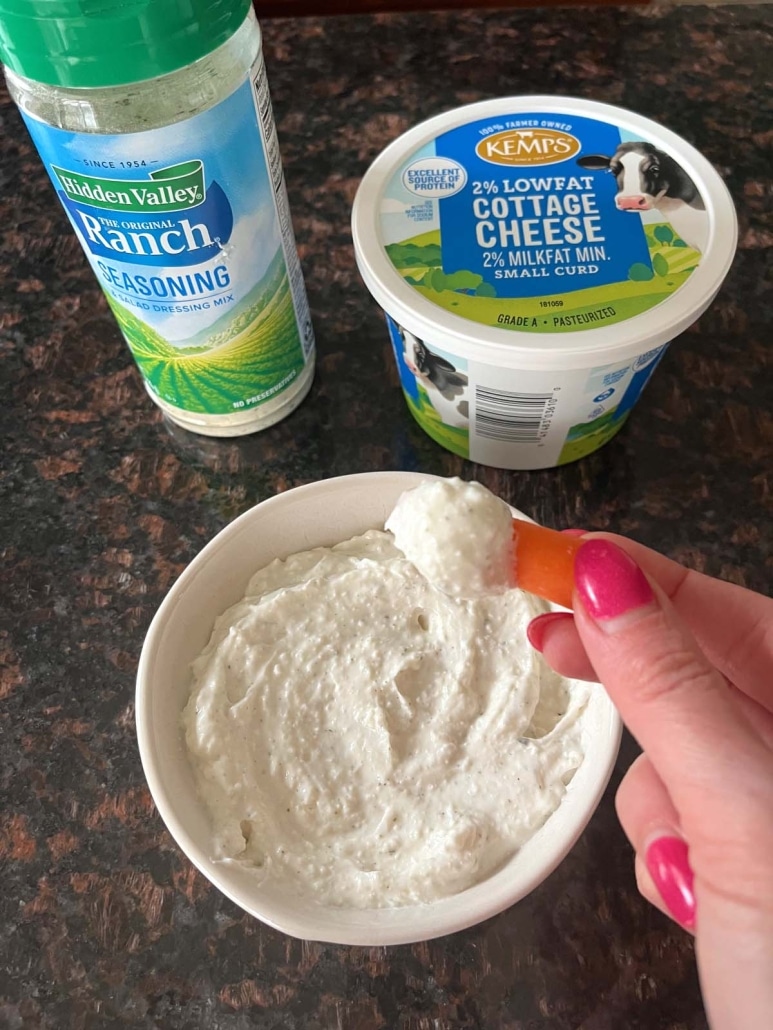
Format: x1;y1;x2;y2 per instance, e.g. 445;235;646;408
352;96;737;370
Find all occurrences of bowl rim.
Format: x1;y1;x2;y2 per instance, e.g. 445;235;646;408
136;471;622;945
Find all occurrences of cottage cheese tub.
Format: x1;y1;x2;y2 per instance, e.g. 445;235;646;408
352;96;737;469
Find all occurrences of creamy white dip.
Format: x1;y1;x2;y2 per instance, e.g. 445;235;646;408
386;477;514;599
184;484;588;908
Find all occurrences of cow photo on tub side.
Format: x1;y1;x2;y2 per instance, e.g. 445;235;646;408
577;141;708;253
399;327;469;429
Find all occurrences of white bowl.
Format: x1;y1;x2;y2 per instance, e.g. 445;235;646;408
136;471;621;945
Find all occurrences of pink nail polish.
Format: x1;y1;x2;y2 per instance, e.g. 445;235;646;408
645;836;696;930
526;612;572;652
574;539;654;621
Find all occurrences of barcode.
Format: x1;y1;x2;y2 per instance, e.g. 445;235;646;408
475;387;552;442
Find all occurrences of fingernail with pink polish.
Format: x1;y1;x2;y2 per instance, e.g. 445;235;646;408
645;836;696;930
526;612;573;652
574;539;654;622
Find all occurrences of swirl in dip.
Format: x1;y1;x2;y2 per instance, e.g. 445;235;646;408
183;478;588;907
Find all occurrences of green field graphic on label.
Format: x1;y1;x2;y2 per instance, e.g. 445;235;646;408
387;224;700;332
557;408;629;464
106;249;305;414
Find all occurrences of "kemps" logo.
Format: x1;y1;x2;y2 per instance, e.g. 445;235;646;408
476;128;581;166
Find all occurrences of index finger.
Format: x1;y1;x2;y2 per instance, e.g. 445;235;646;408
571;540;769;816
580;533;773;709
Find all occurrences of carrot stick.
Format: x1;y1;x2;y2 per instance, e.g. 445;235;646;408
512;520;582;610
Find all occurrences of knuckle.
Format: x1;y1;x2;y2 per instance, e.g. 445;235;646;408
624;631;720;709
685;778;773;907
693;830;773;909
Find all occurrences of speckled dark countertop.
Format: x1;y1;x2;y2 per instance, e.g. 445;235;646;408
1;4;771;1028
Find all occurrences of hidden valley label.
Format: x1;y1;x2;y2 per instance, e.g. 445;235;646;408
380;111;707;333
23;62;313;417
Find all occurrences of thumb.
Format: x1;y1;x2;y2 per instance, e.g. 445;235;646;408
571;539;766;812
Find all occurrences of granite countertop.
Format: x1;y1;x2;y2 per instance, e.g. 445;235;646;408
1;4;771;1028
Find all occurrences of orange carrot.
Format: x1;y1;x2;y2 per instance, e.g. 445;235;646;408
512;520;582;610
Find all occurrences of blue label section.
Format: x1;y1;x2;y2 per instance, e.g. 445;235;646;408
58;181;234;268
614;345;666;420
436;113;652;299
20;80;284;342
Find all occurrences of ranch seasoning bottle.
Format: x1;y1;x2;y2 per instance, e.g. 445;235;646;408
0;0;315;436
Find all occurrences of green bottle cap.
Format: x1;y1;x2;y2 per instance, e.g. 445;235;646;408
0;0;251;88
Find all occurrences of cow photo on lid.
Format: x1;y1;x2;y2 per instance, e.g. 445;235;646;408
577;141;708;253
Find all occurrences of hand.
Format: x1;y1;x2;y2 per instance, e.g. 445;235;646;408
527;535;773;1030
